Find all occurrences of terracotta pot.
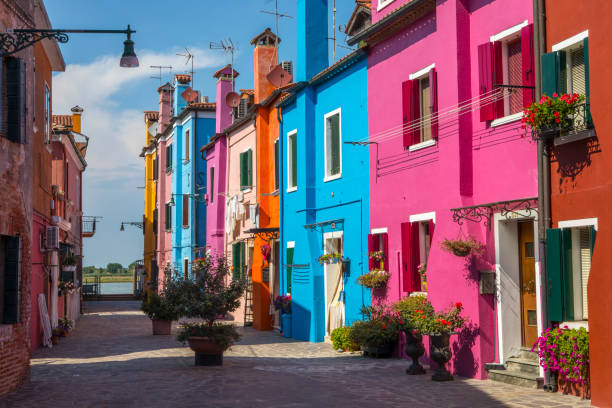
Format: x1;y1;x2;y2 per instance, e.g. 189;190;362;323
404;331;426;375
152;319;172;335
430;333;453;381
187;336;224;366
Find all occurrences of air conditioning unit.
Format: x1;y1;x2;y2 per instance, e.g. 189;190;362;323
46;226;59;250
281;60;293;77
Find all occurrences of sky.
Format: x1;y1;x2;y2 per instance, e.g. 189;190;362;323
45;0;356;268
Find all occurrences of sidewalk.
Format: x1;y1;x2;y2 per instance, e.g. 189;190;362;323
1;301;590;408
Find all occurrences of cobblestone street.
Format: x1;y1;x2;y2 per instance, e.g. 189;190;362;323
1;302;590;408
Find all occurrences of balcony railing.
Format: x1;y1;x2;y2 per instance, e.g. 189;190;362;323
537;103;595;146
82;216;97;238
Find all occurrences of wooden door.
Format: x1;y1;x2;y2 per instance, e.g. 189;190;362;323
518;222;538;347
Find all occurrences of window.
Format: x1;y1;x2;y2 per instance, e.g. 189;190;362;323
166;143;173;172
152;157;159;181
209;167;215;204
274;138;279;191
368;232;389;272
2;57;25;144
286;242;295;294
0;235;21;324
240;149;253;191
232;241;246;280
401;218;435;293
184;129;190;162
547;224;595;322
403;65;438;148
184;258;189;280
478;22;535;123
153;208;158;234
165;202;172;230
324;109;342;180
543;32;591;127
182;195;189;228
287;130;297;191
44;84;50;144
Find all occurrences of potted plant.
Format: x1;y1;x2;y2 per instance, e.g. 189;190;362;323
317;253;342;265
173;256;246;366
418;263;427;291
57;317;73;336
522;93;585;137
440;237;482;257
61;253;78;272
330;326;359;352
393;295;435;375
58;280;75;296
368;251;385;263
532;325;589;398
141;292;180;335
274;295;292;338
357;269;390;289
422;302;466;381
349;304;402;358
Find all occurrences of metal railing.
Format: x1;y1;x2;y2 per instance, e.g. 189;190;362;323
538;102;593;139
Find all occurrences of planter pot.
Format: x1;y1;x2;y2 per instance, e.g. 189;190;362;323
451;247;471;257
404;331;426;375
62;265;77;272
152;319;172;335
430;333;453;381
51;335;59;345
281;313;292;338
187;337;224;366
361;342;394;358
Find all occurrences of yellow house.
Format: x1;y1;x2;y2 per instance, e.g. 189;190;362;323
141;111;159;293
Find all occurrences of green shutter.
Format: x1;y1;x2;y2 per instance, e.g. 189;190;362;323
561;228;574;321
3;236;20;324
286;247;294;294
247;149;253;188
541;52;559;97
240;242;246;279
291;134;297;187
330;115;340;175
557;51;567;94
590;225;596;253
546;229;564;322
240;152;247;190
232;243;240;280
583;37;592;126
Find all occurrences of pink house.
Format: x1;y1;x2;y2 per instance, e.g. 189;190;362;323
156;82;173;283
349;0;539;382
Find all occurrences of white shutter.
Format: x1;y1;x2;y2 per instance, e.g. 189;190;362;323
570;47;586;95
579;227;591;319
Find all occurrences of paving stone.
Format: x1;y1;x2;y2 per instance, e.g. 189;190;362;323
0;301;591;408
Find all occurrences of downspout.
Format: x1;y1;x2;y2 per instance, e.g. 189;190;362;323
534;0;554;391
277;106;285;293
192;109;197;278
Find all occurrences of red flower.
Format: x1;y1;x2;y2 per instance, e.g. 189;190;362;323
382;324;387;330
455;302;462;309
412;330;419;334
555;118;561;123
553;93;558;97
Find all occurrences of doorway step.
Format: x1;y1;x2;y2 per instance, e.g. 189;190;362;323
486;348;543;389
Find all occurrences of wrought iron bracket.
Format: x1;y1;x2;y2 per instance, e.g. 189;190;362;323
245;228;279;242
451;197;538;229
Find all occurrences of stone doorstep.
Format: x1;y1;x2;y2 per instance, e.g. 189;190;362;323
506;357;540;376
488;369;544;389
517;347;539;361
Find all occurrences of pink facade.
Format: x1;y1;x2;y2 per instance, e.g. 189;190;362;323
366;0;536;379
156;83;173;282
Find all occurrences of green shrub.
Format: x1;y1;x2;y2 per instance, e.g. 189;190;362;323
176;322;241;351
349;304;403;349
141;292;180;321
330;327;359;351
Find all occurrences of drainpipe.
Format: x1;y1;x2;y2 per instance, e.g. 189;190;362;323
192;108;197;278
534;0;554;391
277;106;285;294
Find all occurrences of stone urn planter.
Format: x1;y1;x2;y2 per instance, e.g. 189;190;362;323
187;336;225;366
152;319;172;335
404;331;426;375
430;333;453;381
361;342;394;358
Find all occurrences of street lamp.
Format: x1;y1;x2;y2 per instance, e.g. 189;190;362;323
0;25;139;67
120;221;144;231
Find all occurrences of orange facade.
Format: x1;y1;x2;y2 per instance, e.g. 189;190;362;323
544;1;612;405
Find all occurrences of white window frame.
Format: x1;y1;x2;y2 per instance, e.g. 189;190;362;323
409;211;436;223
408;65;436;147
287;129;298;192
370;227;388;234
377;0;395;12
552;32;589;96
489;20;528;127
323;108;342;182
287;241;295;249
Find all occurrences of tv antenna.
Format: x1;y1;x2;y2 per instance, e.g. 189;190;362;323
150;65;172;85
209;39;237;91
176;47;195;89
260;0;293;56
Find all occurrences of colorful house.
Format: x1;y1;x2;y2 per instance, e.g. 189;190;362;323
278;0;371;342
347;0;537;380
141;110;159;290
537;0;605;402
164;74;216;277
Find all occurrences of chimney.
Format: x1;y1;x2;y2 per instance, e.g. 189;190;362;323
71;105;83;133
213;65;239;133
297;0;329;82
251;28;279;103
173;74;191;115
157;82;173;133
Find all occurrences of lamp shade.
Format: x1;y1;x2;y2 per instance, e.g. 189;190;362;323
120;38;139;68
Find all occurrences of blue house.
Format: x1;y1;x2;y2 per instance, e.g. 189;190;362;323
169;74;216;277
278;0;370;342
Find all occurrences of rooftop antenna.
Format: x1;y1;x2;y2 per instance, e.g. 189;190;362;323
260;0;293;59
176;47;194;89
150;65;172;85
209;39;237;92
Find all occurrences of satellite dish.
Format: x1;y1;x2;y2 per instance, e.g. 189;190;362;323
148;122;159;137
226;92;241;108
181;87;199;104
266;64;293;88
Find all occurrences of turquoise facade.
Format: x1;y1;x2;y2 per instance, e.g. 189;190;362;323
279;51;370;342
